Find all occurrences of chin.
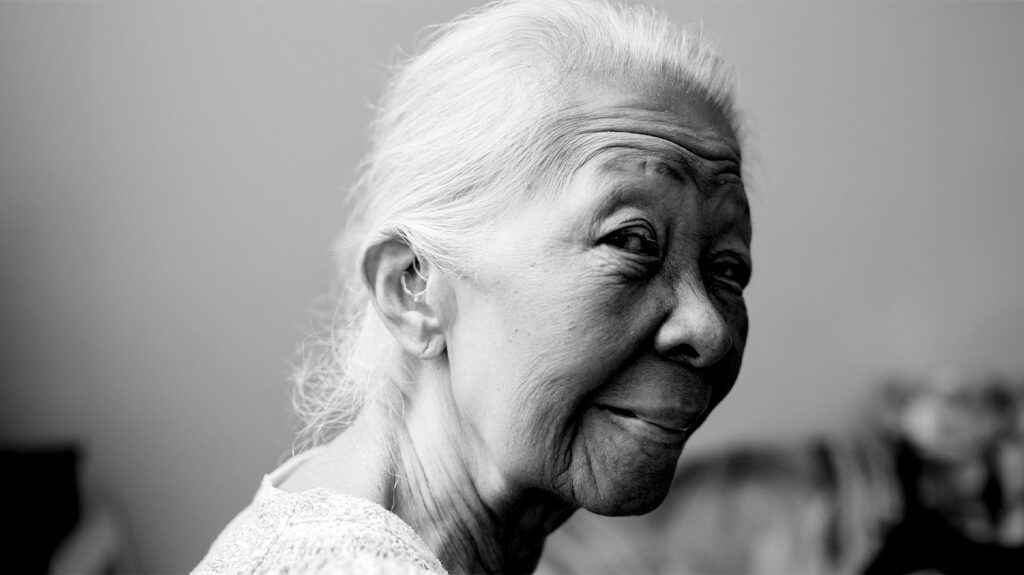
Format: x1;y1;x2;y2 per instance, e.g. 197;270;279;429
566;407;688;516
579;465;676;516
570;444;681;516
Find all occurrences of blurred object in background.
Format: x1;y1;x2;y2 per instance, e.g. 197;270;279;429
865;368;1024;574
540;368;1024;574
2;445;81;574
539;436;900;574
0;443;138;574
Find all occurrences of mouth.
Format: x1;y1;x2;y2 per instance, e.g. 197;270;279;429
595;403;697;443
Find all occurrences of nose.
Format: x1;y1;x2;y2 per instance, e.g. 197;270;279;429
654;281;733;369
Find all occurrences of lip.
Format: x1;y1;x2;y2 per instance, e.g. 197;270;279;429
595;403;699;443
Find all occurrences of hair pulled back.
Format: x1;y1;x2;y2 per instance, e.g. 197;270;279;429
292;0;740;450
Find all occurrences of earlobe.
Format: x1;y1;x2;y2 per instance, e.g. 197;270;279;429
361;240;447;359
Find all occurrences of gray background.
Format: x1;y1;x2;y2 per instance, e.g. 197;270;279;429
2;1;1023;571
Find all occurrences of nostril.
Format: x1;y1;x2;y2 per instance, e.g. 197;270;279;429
671;343;700;360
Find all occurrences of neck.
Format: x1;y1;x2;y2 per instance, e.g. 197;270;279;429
379;366;576;574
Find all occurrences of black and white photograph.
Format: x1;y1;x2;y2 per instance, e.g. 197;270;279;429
2;1;1023;573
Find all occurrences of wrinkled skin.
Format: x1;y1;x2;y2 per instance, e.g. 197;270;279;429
443;86;752;517
283;85;753;574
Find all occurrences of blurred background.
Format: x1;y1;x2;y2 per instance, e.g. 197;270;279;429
1;1;1022;572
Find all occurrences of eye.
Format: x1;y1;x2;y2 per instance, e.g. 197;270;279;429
602;225;661;258
709;254;752;292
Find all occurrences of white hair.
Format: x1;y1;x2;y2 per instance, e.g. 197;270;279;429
291;0;741;450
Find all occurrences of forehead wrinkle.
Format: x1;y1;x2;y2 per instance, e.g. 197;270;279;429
567;100;741;158
590;139;745;203
601;125;740;166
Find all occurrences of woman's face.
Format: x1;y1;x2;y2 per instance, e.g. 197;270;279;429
443;87;751;515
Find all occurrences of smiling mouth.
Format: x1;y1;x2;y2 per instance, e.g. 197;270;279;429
596;404;695;436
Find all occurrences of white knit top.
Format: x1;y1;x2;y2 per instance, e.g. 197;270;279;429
193;450;448;575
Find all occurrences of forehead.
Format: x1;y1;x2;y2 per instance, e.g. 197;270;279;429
564;81;741;164
553;86;749;223
594;140;743;200
543;83;744;195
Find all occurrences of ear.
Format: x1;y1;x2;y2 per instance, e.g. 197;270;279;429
361;239;446;359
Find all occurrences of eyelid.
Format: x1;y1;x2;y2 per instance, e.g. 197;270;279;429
619;219;656;238
600;220;662;258
709;251;752;289
601;211;659;239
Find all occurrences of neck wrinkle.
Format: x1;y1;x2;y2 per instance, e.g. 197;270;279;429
392;407;507;573
383;372;575;574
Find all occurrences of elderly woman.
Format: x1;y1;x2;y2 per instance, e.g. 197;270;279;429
195;0;751;573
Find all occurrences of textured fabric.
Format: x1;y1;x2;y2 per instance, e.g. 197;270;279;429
194;450;447;575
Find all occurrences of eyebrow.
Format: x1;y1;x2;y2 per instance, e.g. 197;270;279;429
590;152;751;224
651;159;685;183
713;190;751;220
600;145;745;202
614;126;741;166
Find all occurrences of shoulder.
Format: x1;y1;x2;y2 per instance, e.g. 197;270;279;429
193;476;447;575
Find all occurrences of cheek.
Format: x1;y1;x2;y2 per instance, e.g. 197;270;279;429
706;295;749;406
495;260;651;369
733;299;749;345
714;290;749;359
445;276;578;426
507;273;655;392
448;263;660;469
